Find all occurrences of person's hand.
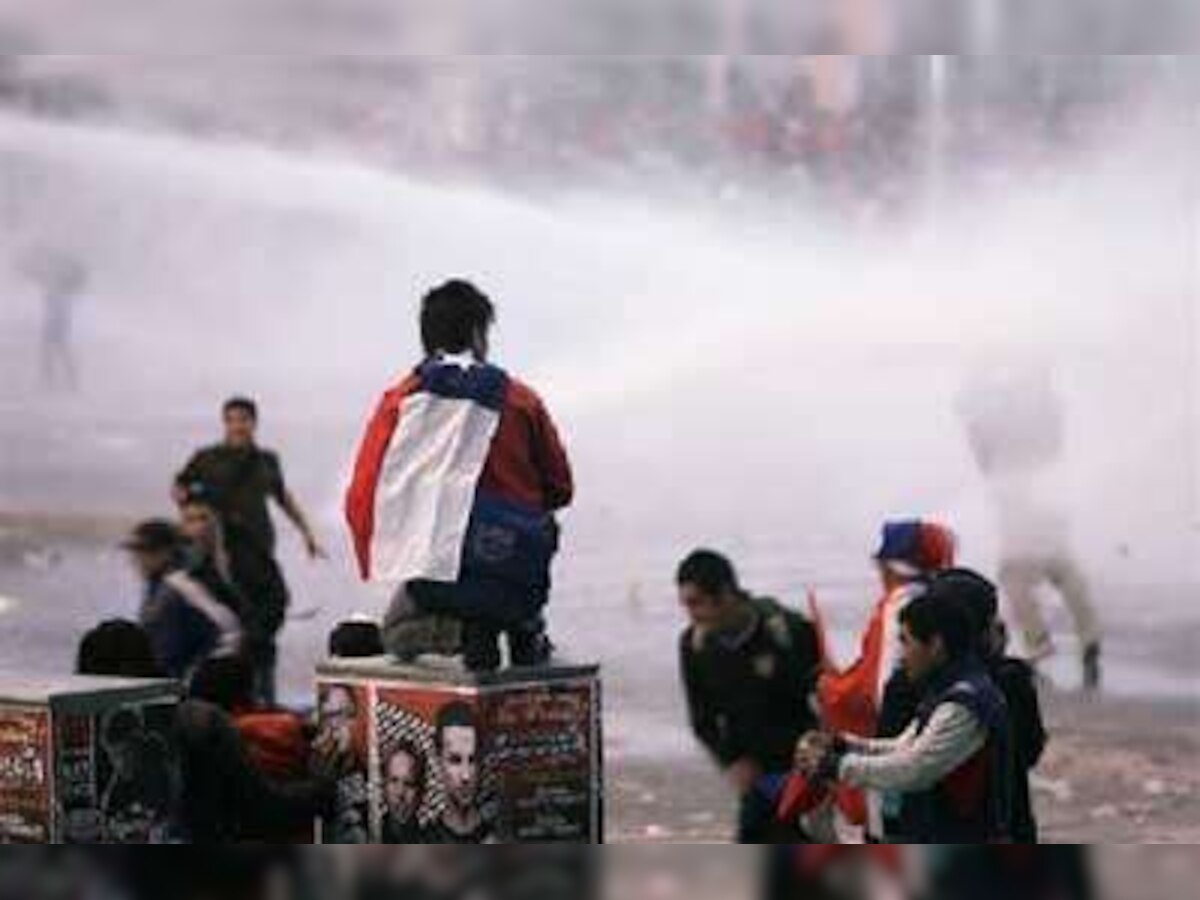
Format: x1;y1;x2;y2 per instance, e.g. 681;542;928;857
305;534;329;561
726;758;763;796
795;731;834;775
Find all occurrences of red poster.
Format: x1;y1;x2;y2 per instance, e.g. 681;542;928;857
317;683;373;844
0;709;52;843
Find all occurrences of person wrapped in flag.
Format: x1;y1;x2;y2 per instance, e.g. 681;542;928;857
346;280;574;673
779;519;956;841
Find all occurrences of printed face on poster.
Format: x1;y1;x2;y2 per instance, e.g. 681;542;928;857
317;682;372;844
376;688;495;844
59;701;178;844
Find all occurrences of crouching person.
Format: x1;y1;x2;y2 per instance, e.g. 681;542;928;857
798;586;1012;844
190;655;319;842
346;280;574;672
677;550;821;843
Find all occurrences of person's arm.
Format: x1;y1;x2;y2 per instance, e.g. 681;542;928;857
680;635;760;792
839;703;987;793
787;613;822;718
280;489;325;560
172;451;204;505
145;594;193;681
270;453;325;560
842;721;919;757
530;394;574;511
680;635;725;762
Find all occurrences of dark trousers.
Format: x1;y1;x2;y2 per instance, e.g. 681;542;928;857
248;632;279;708
738;784;811;844
463;615;549;673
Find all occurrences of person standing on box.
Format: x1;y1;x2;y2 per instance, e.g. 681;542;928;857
346;280;575;673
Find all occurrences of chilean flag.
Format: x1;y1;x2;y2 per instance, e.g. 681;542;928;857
346;358;509;584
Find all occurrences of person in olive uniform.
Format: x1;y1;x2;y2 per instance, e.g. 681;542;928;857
175;397;326;706
677;549;821;843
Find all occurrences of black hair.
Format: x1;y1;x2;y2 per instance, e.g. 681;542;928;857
77;620;163;679
929;568;1000;639
420;280;496;356
676;549;741;597
899;590;975;664
435;702;476;751
190;654;255;712
223;396;259;421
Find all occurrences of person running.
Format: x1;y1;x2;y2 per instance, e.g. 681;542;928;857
175;397;326;705
122;520;243;684
677;549;821;843
346;279;574;673
960;363;1102;690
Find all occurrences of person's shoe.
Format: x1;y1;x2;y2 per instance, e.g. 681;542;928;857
510;630;555;669
382;588;463;663
1083;643;1103;692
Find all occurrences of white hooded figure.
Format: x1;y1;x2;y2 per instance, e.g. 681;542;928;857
959;358;1102;689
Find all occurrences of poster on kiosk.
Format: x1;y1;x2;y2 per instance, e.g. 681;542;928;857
316;659;603;844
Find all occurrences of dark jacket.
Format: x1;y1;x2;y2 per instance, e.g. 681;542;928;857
895;661;1012;844
139;566;241;681
993;658;1047;844
881;655;1045;842
681;597;821;774
177;444;286;556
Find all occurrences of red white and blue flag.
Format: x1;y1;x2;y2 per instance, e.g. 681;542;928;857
345;358;509;584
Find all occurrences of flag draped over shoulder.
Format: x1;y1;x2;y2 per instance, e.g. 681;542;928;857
345;361;509;585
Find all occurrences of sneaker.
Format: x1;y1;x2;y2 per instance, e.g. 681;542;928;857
1083;643;1103;692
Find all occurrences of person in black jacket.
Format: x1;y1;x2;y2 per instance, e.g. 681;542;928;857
677;549;821;843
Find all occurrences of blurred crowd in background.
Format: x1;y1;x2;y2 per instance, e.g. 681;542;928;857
2;3;1196;224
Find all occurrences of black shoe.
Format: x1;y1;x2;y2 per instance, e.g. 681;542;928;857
1083;643;1102;692
462;621;502;674
510;630;555;668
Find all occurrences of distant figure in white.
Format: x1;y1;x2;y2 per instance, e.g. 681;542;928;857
960;362;1102;691
21;247;87;392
